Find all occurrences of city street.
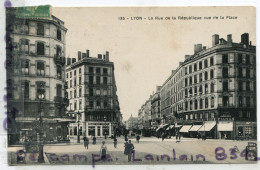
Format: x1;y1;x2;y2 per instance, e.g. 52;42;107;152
8;136;258;166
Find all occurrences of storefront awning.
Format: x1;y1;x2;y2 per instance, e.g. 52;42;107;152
198;121;216;132
189;125;202;132
217;122;233;131
156;124;168;132
179;125;192;133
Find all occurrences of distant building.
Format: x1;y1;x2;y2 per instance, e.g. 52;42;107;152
65;50;122;140
151;86;162;126
160;33;256;139
126;115;139;130
6;8;70;144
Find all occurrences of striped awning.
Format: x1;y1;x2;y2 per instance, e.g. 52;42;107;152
179;125;192;133
189;125;202;132
198;121;216;132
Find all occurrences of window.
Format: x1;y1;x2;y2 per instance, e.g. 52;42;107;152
195;99;198;110
199;61;202;70
36;82;45;99
21;60;29;75
79;100;82;110
238;67;243;77
74;78;76;86
210;69;214;79
205;84;208;93
199;85;202;94
194;63;197;71
246;68;250;78
194;86;197;95
222;54;228;64
89;76;93;84
57;65;62;79
96;76;100;84
96;89;100;95
74;70;76;76
246;55;250;64
74;100;77;110
96;101;101;108
21;81;29;99
89;88;93;96
96;68;101;74
189;65;192;73
185;78;188;87
66;73;68;79
211;83;214;93
185;88;188;97
70;72;72;78
79;76;82;85
210;57;214;66
79;68;82;74
204;59;208;68
89;67;93;73
205;71;208;80
222;67;228;78
70;91;72;99
189;87;192;96
104;101;108;108
89;101;94;108
211;97;214;108
239;96;243;107
185;67;187;75
37;42;44;55
56;46;61;57
37;23;44;36
189;76;192;85
194;75;197;83
103;89;108;95
205;97;208;108
200;99;203;109
20;39;29;54
57;29;61;41
238;54;243;64
185;101;188;111
56;84;62;97
223;81;228;92
223;96;229;107
103;68;108;74
199;73;202;82
70;80;72;88
79;87;82;97
246;81;250;91
37;62;45;76
103;77;107;85
74;89;77;98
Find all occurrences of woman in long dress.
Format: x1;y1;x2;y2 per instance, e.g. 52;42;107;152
100;141;107;161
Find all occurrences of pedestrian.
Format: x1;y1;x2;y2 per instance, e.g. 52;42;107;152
136;134;140;143
100;141;107;161
125;135;128;142
127;140;135;162
162;133;165;142
176;133;179;143
93;135;96;144
113;137;117;148
124;140;129;155
83;136;89;149
178;133;181;142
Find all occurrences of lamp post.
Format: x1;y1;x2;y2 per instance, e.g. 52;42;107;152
104;115;107;139
77;111;80;143
37;84;45;163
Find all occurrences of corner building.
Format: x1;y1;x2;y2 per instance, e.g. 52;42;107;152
66;51;122;140
6;9;69;144
160;33;256;139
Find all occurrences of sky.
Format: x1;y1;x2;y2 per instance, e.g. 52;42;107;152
52;7;256;121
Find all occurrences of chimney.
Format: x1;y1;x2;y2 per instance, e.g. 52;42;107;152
78;51;82;61
156;86;161;92
106;51;109;61
86;50;90;57
82;53;86;58
185;55;192;60
241;33;249;46
103;54;106;60
194;44;202;54
227;34;232;43
179;62;183;66
72;58;76;63
212;34;219;46
171;70;176;75
250;41;252;46
203;46;206;50
98;54;102;59
67;58;71;65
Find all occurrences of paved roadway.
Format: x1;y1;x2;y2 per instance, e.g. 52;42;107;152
8;136;258;166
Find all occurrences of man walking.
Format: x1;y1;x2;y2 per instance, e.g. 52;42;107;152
136;134;140;143
113;137;117;148
126;140;135;162
83;136;89;149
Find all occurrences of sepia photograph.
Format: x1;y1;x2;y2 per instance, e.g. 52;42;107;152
5;6;257;166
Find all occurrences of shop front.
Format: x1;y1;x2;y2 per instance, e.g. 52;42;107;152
198;121;216;139
217;121;233;139
235;121;257;140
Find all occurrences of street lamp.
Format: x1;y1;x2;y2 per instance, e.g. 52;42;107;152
104;115;107;139
77;111;80;143
37;83;45;163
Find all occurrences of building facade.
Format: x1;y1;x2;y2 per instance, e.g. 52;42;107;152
126;115;139;130
66;50;122;140
151;86;162;126
160;33;256;139
6;9;70;145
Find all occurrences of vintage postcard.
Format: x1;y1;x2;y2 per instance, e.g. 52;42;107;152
5;6;258;167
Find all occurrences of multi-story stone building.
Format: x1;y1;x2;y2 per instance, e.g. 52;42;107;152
160;33;256;139
126;115;139;130
6;9;70;144
151;86;162;126
66;50;122;140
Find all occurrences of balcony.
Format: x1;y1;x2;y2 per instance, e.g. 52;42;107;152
54;54;66;66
